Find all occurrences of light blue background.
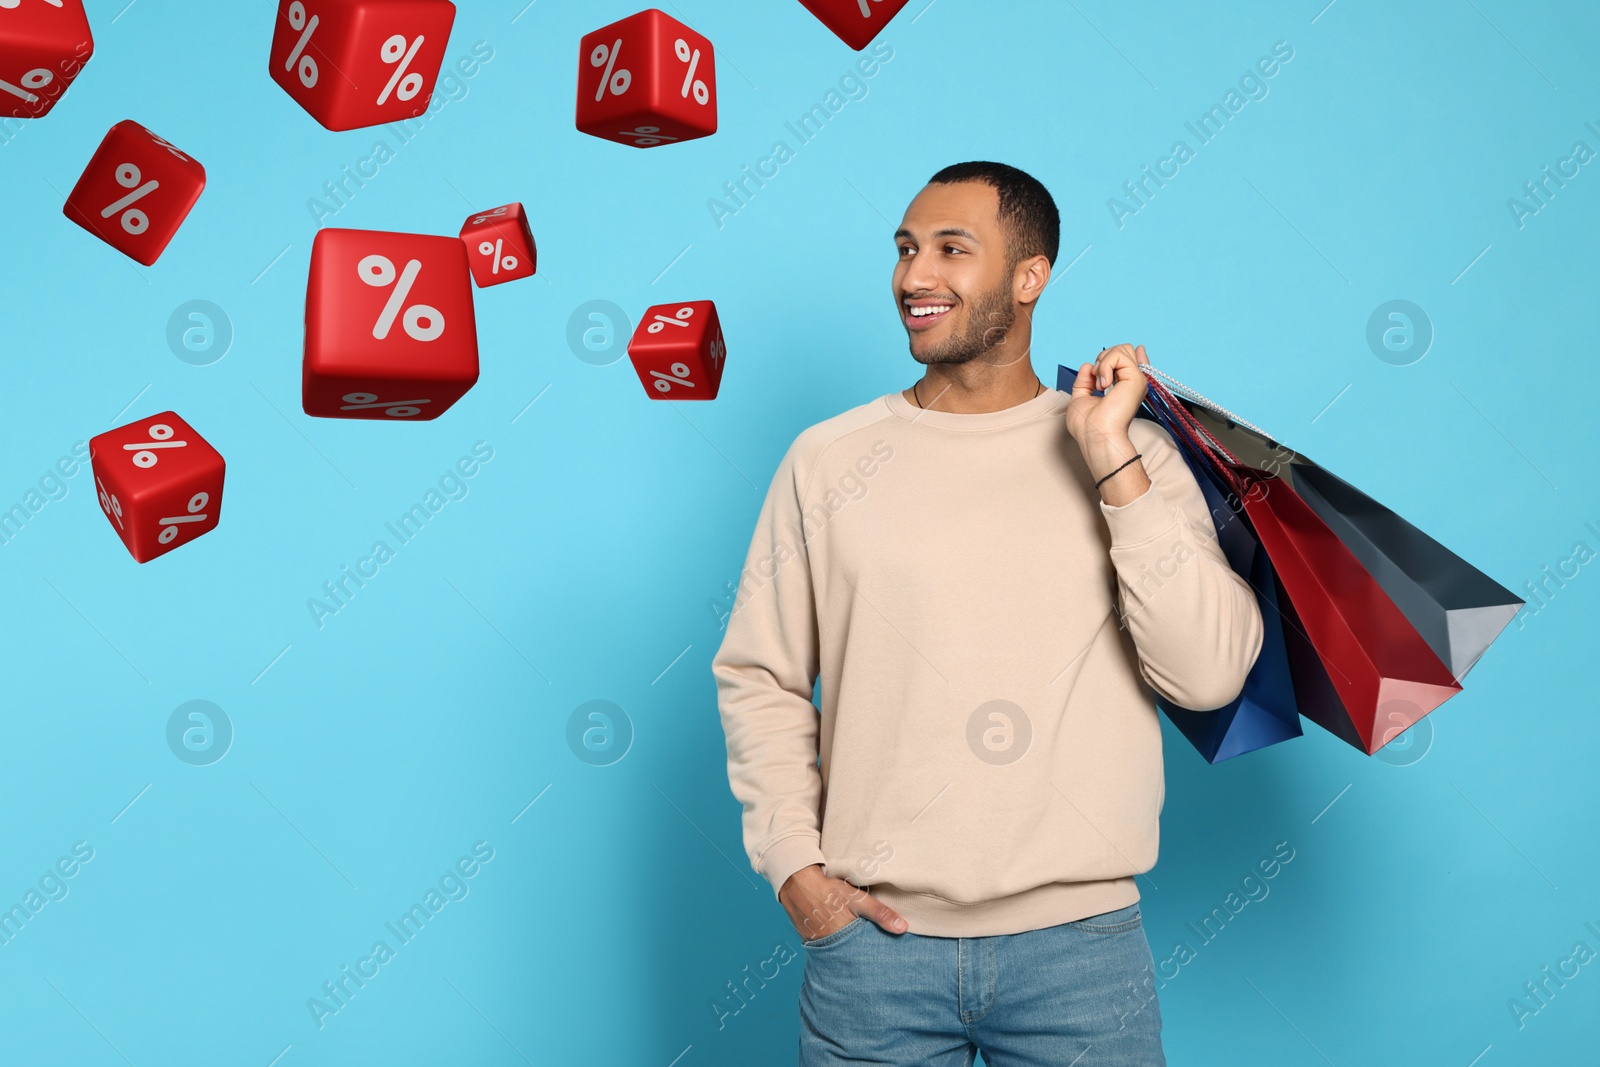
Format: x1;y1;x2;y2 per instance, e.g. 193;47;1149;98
0;1;1596;1064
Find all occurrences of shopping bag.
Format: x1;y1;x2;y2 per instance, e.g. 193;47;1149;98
1058;364;1303;762
1175;400;1523;683
1133;370;1465;755
1158;454;1305;762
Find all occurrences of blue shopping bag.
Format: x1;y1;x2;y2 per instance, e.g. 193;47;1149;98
1058;364;1303;762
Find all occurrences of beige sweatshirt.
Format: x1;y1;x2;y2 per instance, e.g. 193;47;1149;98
712;387;1264;937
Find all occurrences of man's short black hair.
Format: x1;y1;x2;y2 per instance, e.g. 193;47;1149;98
927;161;1060;269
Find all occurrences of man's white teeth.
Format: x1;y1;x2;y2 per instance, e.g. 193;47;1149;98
910;305;952;317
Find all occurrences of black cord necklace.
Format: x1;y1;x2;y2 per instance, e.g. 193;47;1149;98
913;377;1043;410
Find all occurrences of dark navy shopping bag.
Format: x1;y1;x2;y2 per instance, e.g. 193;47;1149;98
1058;364;1302;762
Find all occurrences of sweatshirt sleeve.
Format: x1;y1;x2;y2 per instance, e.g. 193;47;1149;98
712;439;829;899
1096;419;1265;711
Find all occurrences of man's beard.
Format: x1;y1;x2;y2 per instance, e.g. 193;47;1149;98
909;275;1016;366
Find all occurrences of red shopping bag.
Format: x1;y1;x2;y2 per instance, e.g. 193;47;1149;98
1142;372;1463;755
1175;400;1522;684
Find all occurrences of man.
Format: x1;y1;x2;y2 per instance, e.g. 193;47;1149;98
712;161;1264;1065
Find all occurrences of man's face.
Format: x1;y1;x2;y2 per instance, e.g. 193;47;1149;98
893;181;1016;366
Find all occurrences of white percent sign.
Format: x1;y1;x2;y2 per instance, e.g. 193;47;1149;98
0;1;66;8
651;362;695;394
674;39;708;105
101;163;159;236
620;125;677;146
478;239;518;275
96;476;124;530
377;33;425;105
284;1;320;88
857;0;883;14
158;491;209;545
124;423;187;468
340;392;431;418
0;67;51;104
470;206;508;226
647;306;694;333
590;38;631;101
357;255;444;342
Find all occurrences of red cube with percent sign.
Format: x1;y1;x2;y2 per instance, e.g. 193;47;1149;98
0;0;94;120
304;227;479;421
576;8;716;149
627;300;725;400
90;412;225;564
63;120;205;266
459;202;536;288
796;0;910;50
269;0;456;132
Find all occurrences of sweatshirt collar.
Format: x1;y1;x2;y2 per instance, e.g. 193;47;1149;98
882;386;1068;431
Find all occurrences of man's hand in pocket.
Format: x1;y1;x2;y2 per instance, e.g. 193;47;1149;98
779;864;908;941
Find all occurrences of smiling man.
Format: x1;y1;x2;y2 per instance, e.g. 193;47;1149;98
713;161;1264;1065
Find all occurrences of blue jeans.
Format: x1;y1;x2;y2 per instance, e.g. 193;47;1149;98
798;902;1165;1066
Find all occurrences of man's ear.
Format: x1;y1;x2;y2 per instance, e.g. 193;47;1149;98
1015;254;1051;306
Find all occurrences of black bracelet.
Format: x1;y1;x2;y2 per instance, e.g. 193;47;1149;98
1094;452;1142;490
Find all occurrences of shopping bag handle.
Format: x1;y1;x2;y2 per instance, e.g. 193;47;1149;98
1136;371;1257;499
1138;372;1237;467
1136;363;1278;443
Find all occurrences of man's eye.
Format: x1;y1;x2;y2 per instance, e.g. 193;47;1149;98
945;246;965;254
898;246;914;256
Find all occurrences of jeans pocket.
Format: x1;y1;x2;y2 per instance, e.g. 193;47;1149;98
1065;902;1142;934
801;915;867;948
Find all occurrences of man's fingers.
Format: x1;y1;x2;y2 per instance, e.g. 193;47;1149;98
860;895;907;932
1094;351;1108;388
1069;361;1095;398
845;883;904;931
785;874;912;938
1096;345;1130;388
1116;344;1147;373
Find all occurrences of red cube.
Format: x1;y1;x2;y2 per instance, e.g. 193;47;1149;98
63;120;205;266
0;0;93;119
269;0;456;132
576;9;716;149
90;412;225;564
627;300;725;400
459;202;536;288
796;0;910;50
304;227;479;421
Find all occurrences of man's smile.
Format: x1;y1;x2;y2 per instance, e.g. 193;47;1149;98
904;298;955;330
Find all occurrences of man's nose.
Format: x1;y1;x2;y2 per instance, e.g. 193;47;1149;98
899;249;941;293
